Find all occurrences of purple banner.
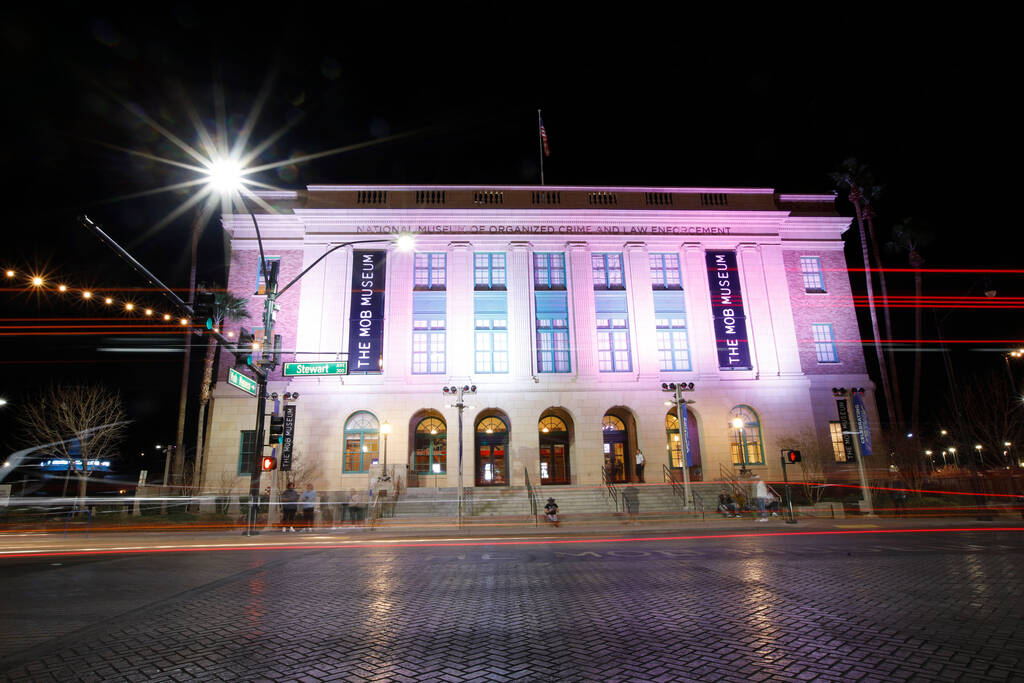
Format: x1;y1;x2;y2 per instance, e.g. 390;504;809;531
705;250;752;370
348;250;387;373
280;405;296;471
851;392;872;456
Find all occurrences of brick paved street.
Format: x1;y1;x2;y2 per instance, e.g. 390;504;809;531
1;527;1022;681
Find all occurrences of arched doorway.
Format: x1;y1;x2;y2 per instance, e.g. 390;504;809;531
475;414;509;486
602;413;630;483
539;413;571;485
666;407;702;482
413;416;447;476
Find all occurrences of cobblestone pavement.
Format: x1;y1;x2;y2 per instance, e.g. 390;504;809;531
1;528;1022;682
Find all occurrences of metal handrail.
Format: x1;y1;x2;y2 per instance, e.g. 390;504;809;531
691;488;706;520
663;464;686;508
524;466;539;525
601;465;620;512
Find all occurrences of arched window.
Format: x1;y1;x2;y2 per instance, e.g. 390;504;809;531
414;417;447;474
666;411;683;468
728;405;764;466
539;416;567;434
477;416;508;434
344;411;379;472
602;415;625;432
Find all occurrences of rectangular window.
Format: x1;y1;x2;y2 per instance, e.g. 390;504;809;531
256;256;281;295
649;253;682;289
474;253;506;290
414;253;446;290
653;290;690;371
830;421;847;462
412;292;446;374
595;291;631;372
535;292;570;373
534;253;566;289
238;430;256;475
591;253;624;290
812;323;839;363
344;434;378;472
800;256;826;293
474;292;508;373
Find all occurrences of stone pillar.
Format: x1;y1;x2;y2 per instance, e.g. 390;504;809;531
737;244;780;378
759;244;803;377
624;242;659;377
294;243;330;358
507;242;534;381
322;247;352;358
566;242;597;378
681;244;719;378
384;248;413;383
447;242;474;378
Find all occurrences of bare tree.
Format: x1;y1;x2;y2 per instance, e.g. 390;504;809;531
16;384;127;508
283;449;322;491
953;369;1024;469
776;427;830;504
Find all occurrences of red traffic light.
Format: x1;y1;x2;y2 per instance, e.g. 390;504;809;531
261;455;277;472
784;450;801;464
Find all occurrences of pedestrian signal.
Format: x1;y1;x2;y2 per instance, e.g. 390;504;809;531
261;455;277;471
784;449;802;464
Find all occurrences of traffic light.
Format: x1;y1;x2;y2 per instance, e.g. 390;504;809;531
269;415;285;445
193;290;216;330
784;449;802;464
234;328;255;366
261;454;277;471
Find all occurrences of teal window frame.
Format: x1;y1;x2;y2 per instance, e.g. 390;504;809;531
256;256;281;296
800;256;826;293
237;430;256;475
474;252;507;290
414;253;446;290
592;253;624;290
812;323;839;363
649;253;682;289
534;253;567;289
343;411;380;473
728;405;765;466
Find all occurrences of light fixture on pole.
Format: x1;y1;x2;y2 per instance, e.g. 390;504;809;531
660;382;694;509
380;421;392;475
443;383;476;528
731;416;748;475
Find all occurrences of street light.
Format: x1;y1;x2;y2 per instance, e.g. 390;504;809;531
443;384;476;528
380;421;392;473
731;416;748;473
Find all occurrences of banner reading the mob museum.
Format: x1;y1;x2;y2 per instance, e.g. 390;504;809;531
347;250;387;373
705;250;752;370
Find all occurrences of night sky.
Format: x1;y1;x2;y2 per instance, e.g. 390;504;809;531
1;8;1017;475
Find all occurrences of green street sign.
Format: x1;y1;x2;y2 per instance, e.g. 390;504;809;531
283;361;348;377
228;367;258;396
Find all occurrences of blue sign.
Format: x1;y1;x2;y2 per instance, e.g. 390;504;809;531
348;250;387;373
705;250;752;370
851;392;873;456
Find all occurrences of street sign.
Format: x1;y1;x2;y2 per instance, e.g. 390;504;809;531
282;361;348;376
228;367;258;396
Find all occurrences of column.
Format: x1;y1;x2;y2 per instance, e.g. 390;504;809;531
507;242;534;380
566;242;597;378
624;242;659;377
384;248;413;382
681;244;720;378
294;242;329;358
759;244;803;376
447;242;474;378
737;244;780;378
322;246;351;358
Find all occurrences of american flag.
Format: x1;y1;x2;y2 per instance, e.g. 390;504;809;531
539;117;551;157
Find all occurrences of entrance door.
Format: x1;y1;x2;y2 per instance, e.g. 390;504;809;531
539;416;571;485
475;416;509;486
602;414;629;483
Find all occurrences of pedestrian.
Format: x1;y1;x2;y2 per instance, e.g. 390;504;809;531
300;483;317;532
338;490;351;528
717;490;739;517
280;482;299;532
349;489;364;525
752;474;769;522
622;485;640;523
635;449;646;483
544;497;560;527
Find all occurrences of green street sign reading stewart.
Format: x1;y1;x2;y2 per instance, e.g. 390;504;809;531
228;367;258;396
283;361;349;377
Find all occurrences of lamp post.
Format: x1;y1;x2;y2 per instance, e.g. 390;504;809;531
443;384;476;528
661;382;694;509
731;417;748;473
380;421;392;474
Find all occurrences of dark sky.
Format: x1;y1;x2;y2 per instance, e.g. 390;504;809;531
1;7;1017;473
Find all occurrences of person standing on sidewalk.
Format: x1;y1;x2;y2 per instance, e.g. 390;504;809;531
299;483;317;532
635;449;646;483
280;482;299;532
752;474;769;522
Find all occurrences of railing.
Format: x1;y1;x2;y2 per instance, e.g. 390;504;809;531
601;465;620;512
524;466;539;526
719;463;749;507
691;489;706;520
663;464;687;509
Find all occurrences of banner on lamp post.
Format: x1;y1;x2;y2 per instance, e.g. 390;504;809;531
835;398;855;462
347;250;387;373
851;391;872;456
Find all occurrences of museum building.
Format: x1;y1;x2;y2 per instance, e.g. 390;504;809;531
200;185;881;493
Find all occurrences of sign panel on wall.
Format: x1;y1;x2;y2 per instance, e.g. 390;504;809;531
851;391;872;456
347;250;387;373
835;399;855;462
280;405;297;471
704;250;752;370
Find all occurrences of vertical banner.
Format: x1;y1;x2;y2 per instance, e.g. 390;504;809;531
835;399;855;462
705;250;752;370
851;391;873;456
348;250;387;373
280;404;297;471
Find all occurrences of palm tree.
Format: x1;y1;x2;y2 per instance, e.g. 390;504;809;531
192;288;249;492
887;218;931;439
830;158;898;430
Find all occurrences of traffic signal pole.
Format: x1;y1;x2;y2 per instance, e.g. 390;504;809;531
780;451;797;524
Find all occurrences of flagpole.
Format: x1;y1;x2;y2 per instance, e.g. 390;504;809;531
537;109;545;186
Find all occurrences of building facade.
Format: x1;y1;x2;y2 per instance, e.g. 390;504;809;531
200;185;881;493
